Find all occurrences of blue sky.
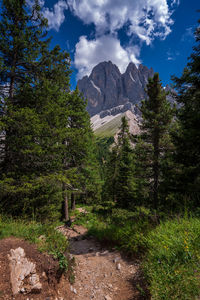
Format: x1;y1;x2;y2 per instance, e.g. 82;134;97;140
35;1;198;89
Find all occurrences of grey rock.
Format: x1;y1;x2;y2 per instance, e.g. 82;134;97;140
105;296;112;300
100;250;109;256
113;257;120;263
8;247;42;295
78;61;154;117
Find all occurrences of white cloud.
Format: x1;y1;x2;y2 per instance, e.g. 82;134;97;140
67;0;178;44
26;0;68;31
74;35;141;79
181;26;194;42
171;0;180;6
71;0;180;78
42;1;68;31
167;49;180;61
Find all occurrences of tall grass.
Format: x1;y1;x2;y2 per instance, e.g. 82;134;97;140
143;217;200;300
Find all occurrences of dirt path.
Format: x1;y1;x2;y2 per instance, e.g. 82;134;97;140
58;225;149;300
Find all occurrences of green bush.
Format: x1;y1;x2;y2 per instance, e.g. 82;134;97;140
76;206;154;255
143;217;200;300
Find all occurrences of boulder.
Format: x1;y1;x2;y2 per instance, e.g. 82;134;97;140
8;247;42;295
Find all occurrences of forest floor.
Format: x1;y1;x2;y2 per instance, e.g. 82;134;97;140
0;213;149;300
58;224;149;300
0;228;149;300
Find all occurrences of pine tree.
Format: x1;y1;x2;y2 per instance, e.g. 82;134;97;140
0;0;72;220
138;73;174;209
104;116;136;209
0;0;49;170
172;19;200;207
62;88;102;219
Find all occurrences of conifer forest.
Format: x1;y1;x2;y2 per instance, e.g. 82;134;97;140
0;1;199;299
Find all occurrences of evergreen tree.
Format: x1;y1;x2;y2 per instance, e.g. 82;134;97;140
104;116;136;209
0;0;72;220
0;0;49;170
65;88;102;202
172;19;200;207
138;73;174;209
115;116;137;208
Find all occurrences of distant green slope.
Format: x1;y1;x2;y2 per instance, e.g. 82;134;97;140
94;114;124;137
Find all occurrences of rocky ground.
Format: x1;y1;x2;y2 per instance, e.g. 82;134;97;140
58;224;149;300
0;221;149;300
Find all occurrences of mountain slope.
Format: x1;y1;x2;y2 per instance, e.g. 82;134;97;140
92;110;140;138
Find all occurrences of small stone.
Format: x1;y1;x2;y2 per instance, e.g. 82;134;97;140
42;272;47;279
20;288;26;294
38;235;46;241
73;288;77;294
116;263;121;270
100;250;109;256
105;296;112;300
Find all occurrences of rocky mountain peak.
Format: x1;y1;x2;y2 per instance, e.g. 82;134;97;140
77;61;154;116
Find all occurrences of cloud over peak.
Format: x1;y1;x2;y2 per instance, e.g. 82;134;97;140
68;0;179;78
74;35;141;79
33;0;179;79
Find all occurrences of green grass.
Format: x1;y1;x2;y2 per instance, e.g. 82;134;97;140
95;114;123;137
73;206;154;254
143;217;200;300
0;215;69;272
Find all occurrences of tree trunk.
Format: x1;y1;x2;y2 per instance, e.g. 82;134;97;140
62;182;69;221
71;193;76;210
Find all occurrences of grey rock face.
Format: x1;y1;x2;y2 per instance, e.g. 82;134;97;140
99;102;139;119
77;61;154;116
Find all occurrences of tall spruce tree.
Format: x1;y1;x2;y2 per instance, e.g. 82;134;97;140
138;73;174;209
0;0;72;220
64;88;102;203
0;0;49;170
172;19;200;207
104;116;136;209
